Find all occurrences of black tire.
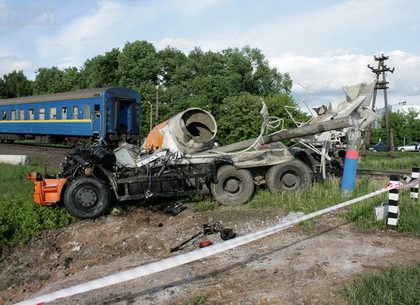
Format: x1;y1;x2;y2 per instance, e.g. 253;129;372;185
63;177;111;219
266;160;311;193
210;165;254;206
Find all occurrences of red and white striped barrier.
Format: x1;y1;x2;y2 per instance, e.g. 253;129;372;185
15;178;420;305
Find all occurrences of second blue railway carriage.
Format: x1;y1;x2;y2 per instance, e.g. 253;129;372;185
0;87;141;146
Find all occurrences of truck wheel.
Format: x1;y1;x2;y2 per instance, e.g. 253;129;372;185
211;165;254;206
63;177;111;219
266;160;311;193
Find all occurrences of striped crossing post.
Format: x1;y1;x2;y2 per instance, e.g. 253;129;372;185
410;167;419;201
387;175;400;230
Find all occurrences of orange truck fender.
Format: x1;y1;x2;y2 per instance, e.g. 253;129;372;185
26;172;67;206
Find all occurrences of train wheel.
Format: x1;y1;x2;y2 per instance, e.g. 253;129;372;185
265;160;311;193
64;177;111;219
211;165;254;206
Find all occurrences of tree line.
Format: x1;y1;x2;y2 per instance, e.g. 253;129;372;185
370;110;420;147
0;41;308;144
4;40;415;147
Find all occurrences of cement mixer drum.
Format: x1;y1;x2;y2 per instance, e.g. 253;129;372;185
144;108;217;154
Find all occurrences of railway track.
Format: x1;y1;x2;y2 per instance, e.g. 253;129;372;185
0;142;70;149
0;142;69;165
357;168;412;177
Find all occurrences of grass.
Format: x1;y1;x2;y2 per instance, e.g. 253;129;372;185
190;150;420;234
359;151;419;170
248;175;420;234
184;295;207;305
0;163;73;254
1;151;418;252
342;265;420;305
187;174;420;234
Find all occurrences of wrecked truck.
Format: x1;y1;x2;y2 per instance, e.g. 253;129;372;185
26;83;376;219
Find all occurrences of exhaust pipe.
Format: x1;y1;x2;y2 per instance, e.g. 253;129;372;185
143;108;217;154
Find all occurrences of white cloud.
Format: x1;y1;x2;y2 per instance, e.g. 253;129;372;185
35;1;124;68
154;37;196;52
178;0;226;12
233;0;417;56
269;51;420;109
0;55;33;76
269;54;372;92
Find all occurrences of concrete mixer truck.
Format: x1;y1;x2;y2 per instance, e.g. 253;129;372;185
26;83;376;219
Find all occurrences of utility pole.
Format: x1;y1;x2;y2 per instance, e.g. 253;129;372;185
155;89;159;122
361;54;395;157
147;102;153;132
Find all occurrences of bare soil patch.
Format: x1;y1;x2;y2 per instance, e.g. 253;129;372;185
1;204;419;305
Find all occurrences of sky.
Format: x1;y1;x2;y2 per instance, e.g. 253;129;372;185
1;0;420;114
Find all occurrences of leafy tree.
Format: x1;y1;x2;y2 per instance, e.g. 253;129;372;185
33;67;63;94
61;67;83;91
216;93;263;145
371;109;420;146
403;110;420;143
0;78;6;98
236;46;292;95
162;46;293;118
33;66;82;95
2;70;32;97
157;47;188;88
81;48;120;88
216;92;304;145
117;41;160;95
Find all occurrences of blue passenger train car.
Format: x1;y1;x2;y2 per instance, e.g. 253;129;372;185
0;87;141;146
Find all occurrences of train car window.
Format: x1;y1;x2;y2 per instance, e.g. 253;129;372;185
61;107;67;119
94;104;100;118
2;110;6;120
19;109;25;120
83;105;90;119
11;110;16;120
72;106;78;119
50;107;57;120
39;108;45;120
29;109;34;120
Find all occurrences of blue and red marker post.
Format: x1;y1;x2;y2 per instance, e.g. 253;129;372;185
340;149;359;196
340;132;361;196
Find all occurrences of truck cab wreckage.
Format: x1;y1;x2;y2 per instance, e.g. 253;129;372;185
27;83;376;219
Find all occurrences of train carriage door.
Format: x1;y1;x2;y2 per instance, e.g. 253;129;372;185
92;104;101;133
118;101;130;135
